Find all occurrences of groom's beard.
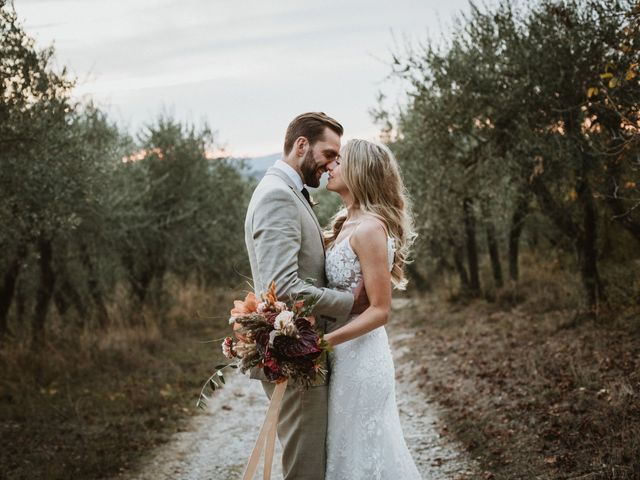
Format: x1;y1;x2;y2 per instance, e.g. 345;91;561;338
300;149;321;188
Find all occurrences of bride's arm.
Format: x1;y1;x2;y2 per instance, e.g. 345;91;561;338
323;220;391;347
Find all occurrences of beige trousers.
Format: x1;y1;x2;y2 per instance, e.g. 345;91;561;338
261;381;328;480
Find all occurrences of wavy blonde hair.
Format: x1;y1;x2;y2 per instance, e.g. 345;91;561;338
324;139;416;290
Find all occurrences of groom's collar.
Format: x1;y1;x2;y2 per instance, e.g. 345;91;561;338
274;159;304;192
265;164;324;247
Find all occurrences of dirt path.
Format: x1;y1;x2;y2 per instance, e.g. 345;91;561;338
117;299;479;480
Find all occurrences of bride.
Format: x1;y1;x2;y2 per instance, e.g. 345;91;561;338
322;139;422;479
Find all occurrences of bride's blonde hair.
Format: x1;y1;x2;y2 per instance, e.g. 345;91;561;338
324;139;416;290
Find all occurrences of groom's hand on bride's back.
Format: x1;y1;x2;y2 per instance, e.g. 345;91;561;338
350;280;369;315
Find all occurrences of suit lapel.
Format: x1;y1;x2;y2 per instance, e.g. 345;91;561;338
265;168;325;251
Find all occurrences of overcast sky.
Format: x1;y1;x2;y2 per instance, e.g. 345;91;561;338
14;0;473;157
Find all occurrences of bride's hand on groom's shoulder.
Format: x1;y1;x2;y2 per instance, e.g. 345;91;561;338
351;280;369;315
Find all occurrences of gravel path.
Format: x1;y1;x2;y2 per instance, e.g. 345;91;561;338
118;299;479;480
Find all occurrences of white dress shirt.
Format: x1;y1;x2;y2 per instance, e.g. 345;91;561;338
274;159;305;192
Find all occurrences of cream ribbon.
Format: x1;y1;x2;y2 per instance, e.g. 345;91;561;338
241;379;288;480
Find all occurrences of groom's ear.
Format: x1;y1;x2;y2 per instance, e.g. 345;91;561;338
294;136;309;157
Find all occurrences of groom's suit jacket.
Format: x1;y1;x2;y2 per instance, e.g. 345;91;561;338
244;167;354;340
244;166;353;480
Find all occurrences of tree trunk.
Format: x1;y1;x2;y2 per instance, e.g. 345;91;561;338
530;177;579;239
451;241;469;289
508;196;529;281
0;244;28;337
577;181;605;313
463;197;481;295
80;243;109;328
531;173;605;312
122;250;153;306
53;289;70;317
54;277;87;320
32;238;55;347
486;222;504;288
16;277;27;326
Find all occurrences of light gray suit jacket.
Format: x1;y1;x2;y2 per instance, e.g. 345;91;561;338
244;167;354;367
244;166;353;479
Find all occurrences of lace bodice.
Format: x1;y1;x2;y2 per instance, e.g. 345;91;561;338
325;235;395;291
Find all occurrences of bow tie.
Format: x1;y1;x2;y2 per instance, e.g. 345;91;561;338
301;187;313;207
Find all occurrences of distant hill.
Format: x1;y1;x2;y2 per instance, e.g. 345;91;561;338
230;152;329;189
233;153;280;179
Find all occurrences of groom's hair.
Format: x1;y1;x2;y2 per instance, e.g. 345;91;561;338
283;112;343;155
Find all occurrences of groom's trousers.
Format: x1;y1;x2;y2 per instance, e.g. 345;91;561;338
262;381;328;480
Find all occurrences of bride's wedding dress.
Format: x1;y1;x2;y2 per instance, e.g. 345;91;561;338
324;233;422;480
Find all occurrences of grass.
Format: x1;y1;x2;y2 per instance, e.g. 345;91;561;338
0;285;238;480
398;258;640;480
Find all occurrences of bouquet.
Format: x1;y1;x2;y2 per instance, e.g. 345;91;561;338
197;281;330;409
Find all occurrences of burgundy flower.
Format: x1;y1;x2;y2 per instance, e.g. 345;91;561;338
254;330;271;355
272;318;321;358
264;311;279;326
263;353;283;382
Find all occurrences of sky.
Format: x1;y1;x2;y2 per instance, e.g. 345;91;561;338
14;0;473;157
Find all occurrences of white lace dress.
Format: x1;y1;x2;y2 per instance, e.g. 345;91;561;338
324;235;422;480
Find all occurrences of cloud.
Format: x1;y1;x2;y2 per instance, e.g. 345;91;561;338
16;0;475;155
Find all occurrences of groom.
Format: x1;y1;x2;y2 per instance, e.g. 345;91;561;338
244;112;363;479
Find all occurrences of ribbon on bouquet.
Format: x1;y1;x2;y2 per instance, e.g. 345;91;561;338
241;379;288;480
